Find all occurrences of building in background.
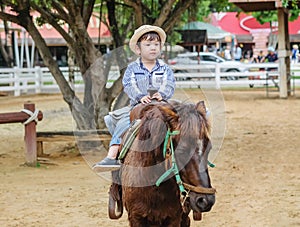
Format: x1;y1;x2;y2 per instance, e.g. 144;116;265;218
0;12;111;67
211;12;300;56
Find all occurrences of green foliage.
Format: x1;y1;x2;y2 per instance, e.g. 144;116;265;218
35;16;46;26
252;11;278;24
181;0;238;22
282;0;299;9
253;6;300;25
208;0;239;12
251;0;300;24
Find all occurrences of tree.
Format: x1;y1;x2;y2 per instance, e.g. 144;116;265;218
0;0;195;130
0;4;14;67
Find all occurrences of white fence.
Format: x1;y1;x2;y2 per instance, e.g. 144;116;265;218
0;64;300;96
0;66;120;96
171;63;300;90
0;67;80;96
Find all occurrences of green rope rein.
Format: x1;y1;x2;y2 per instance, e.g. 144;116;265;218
208;161;215;168
156;128;215;193
156;129;185;192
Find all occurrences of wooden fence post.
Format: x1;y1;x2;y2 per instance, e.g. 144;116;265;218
0;103;43;166
24;103;38;166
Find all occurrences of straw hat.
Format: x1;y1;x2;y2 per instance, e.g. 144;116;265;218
129;25;166;55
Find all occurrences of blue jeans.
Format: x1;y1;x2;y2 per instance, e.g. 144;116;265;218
104;107;131;147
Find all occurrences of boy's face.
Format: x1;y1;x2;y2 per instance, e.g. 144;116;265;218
136;39;161;61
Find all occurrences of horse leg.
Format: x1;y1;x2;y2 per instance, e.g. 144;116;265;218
128;215;148;227
164;216;184;227
128;217;183;227
180;212;191;227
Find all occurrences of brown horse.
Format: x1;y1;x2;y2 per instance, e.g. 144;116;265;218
109;100;215;226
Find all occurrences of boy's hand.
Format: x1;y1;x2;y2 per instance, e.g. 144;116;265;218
140;95;152;104
151;92;162;101
140;92;162;104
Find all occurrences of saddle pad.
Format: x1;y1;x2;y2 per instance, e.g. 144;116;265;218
118;119;141;160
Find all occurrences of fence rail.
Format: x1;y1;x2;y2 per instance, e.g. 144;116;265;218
171;63;300;90
0;64;300;96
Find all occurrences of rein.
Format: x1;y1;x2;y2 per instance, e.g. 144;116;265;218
156;128;216;195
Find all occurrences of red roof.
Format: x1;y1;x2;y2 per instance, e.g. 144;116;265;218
211;12;300;35
32;13;111;39
1;11;111;39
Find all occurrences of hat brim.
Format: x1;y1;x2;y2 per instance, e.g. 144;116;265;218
129;25;166;55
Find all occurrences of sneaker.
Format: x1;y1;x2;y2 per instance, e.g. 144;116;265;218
92;157;120;172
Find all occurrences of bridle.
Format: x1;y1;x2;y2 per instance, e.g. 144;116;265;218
119;121;216;197
155;128;216;202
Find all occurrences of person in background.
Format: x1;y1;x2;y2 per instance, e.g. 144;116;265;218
291;44;299;64
262;46;278;73
263;46;278;63
233;44;242;61
250;54;259;63
257;50;265;63
92;25;175;171
224;46;232;60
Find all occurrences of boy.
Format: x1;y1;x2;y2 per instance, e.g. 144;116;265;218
93;25;175;171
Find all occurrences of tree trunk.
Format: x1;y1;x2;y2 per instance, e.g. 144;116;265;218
0;32;13;67
19;12;95;130
105;0;130;110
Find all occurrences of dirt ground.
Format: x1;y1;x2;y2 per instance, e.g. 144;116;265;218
0;88;299;227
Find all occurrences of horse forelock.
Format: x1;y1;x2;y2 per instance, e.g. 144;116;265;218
176;103;210;150
171;103;209;157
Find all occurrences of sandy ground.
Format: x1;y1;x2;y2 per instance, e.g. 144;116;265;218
0;88;299;227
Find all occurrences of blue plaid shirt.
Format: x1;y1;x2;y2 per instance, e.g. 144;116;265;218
123;58;175;106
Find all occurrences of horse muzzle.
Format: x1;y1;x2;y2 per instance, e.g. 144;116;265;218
190;192;215;213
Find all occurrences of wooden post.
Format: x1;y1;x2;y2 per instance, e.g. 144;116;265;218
277;7;291;98
0;103;43;166
23;103;38;166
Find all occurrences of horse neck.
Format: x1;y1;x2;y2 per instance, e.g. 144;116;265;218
127;145;164;167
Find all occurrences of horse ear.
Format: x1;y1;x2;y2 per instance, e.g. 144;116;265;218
196;100;207;116
196;101;211;136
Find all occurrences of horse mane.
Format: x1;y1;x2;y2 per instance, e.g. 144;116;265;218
128;102;178;166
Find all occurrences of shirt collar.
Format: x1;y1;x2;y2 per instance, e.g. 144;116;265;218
135;57;165;69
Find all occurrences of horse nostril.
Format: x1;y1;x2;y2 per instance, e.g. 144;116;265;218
196;196;208;208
